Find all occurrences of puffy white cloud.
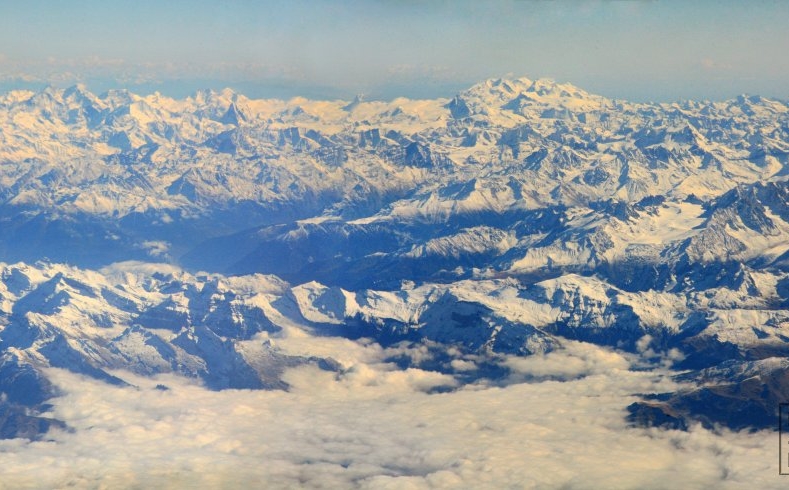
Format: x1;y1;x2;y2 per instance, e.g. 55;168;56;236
501;339;632;381
140;240;170;258
0;337;782;489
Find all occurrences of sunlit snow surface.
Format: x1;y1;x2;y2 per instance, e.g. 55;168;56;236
0;260;782;488
2;77;789;487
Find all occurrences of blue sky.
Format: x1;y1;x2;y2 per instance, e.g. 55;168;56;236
1;0;788;101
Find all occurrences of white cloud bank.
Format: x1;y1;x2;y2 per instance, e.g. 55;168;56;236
0;340;783;489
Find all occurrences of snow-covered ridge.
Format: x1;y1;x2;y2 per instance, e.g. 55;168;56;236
2;77;787;276
0;78;786;219
3;78;789;434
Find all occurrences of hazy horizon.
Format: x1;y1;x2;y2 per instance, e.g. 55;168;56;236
2;0;788;103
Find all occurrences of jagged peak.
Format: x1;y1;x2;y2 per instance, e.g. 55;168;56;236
218;87;237;100
220;102;247;125
461;77;533;98
189;87;238;107
0;89;36;104
453;76;606;118
24;84;62;106
342;94;365;112
99;88;139;108
62;83;90;97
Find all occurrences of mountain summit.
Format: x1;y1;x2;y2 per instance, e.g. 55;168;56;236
0;78;788;436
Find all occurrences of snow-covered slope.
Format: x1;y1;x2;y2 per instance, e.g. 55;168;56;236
2;78;789;436
0;78;787;267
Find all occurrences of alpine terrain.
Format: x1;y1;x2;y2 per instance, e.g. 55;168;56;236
1;77;788;438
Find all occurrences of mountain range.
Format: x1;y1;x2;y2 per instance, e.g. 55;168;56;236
1;77;789;437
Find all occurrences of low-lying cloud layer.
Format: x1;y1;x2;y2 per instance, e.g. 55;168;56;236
0;335;782;489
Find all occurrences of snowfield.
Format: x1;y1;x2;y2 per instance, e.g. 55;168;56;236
1;78;789;487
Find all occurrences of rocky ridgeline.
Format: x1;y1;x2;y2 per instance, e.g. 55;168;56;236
1;79;789;436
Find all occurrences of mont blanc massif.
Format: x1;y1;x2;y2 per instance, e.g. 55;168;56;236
1;77;788;485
